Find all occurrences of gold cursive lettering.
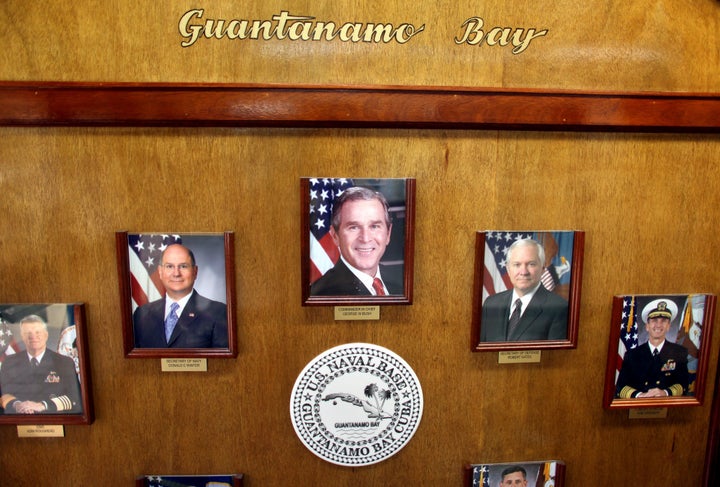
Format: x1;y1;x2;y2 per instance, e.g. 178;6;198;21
454;17;548;54
178;9;425;47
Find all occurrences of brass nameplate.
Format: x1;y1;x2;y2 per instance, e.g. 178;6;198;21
161;358;208;372
334;306;380;321
498;350;542;364
629;408;668;419
17;425;65;438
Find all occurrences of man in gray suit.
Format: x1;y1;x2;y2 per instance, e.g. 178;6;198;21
480;238;568;342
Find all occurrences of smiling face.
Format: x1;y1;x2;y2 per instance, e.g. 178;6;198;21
21;320;49;357
330;198;392;277
645;316;671;343
506;243;543;296
158;244;198;300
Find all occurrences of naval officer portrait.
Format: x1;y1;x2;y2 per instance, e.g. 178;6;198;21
616;299;689;398
310;186;403;297
480;238;568;342
133;243;228;348
0;315;81;414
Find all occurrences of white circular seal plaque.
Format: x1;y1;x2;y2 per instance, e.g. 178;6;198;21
290;343;423;466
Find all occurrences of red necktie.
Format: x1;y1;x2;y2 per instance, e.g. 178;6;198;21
372;278;386;296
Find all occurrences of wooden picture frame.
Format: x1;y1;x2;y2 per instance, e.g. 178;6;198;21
0;303;93;425
464;460;566;487
703;354;720;486
471;231;584;352
603;294;716;409
300;177;415;306
116;231;237;358
135;474;244;487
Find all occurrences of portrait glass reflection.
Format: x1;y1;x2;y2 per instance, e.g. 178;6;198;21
137;474;243;487
473;230;583;351
604;293;715;408
0;304;89;422
117;232;236;358
302;177;415;305
467;460;565;487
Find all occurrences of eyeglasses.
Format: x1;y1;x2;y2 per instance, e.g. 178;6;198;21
160;263;194;272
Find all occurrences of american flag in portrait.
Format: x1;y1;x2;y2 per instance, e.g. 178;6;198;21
482;231;535;302
616;296;639;382
482;231;574;303
308;178;354;284
472;465;490;487
0;316;20;370
128;234;182;312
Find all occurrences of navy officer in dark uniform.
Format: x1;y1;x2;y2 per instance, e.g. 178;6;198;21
616;299;689;398
0;315;81;414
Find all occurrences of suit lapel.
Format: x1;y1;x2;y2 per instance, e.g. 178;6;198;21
338;260;372;295
150;300;167;345
497;292;513;340
509;288;547;340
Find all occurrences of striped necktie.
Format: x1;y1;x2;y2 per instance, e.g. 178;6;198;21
507;299;522;339
372;278;386;296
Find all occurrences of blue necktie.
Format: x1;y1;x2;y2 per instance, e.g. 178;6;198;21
165;302;180;342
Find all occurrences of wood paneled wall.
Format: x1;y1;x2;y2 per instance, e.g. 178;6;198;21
1;1;718;486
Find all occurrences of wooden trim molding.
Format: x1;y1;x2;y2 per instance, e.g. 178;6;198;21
0;82;718;132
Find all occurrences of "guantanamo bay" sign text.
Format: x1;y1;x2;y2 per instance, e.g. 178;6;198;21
178;10;548;54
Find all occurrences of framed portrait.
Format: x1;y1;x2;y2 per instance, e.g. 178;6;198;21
0;303;93;425
116;232;237;358
471;231;584;352
300;177;416;306
603;293;716;409
136;474;243;487
464;460;566;487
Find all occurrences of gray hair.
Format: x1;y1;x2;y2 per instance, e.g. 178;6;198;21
507;238;545;266
20;314;48;331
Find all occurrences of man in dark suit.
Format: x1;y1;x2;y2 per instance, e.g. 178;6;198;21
480;238;568;341
133;243;228;348
0;315;81;414
311;186;403;296
616;299;689;398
